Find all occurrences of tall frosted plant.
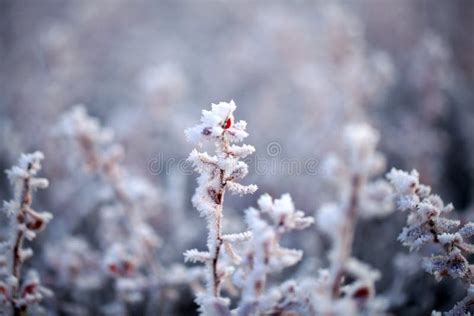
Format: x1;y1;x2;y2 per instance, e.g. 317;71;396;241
184;101;257;312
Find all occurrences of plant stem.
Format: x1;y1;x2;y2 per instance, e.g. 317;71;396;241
211;169;226;297
12;164;33;316
330;174;361;298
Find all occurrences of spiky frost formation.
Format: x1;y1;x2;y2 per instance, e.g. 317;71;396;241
235;193;313;315
0;152;53;315
387;167;474;315
184;101;257;310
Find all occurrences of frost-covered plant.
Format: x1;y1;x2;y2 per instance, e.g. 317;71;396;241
0;152;53;315
387;168;474;315
184;100;258;312
235;193;313;315
57;106;162;309
313;124;393;315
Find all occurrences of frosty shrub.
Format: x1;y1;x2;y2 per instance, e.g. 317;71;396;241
235;193;314;315
0;152;53;316
184;101;258;312
309;124;393;315
183;102;396;315
184;101;316;315
57;106;164;313
388;168;474;315
1;102;467;316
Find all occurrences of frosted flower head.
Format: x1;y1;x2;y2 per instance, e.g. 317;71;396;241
58;106;114;142
17;270;52;307
256;194;313;231
185;100;249;144
386;168;420;195
18;152;45;175
57;105;121;173
359;179;394;218
344;124;379;155
6;152;46;183
343;123;380;172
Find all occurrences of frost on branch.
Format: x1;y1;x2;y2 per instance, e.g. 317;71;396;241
184;101;257;311
0;152;53;315
185;100;250;145
57;106;165;307
314;123;393;314
387;167;474;315
235;193;313;315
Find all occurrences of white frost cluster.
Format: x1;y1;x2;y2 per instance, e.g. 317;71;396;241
343;123;383;174
57;106;165;305
185;100;250;145
314;123;392;315
322;124;393;219
387;167;474;315
0;152;53;313
235;193;314;315
184;101;258;308
57;106;114;146
184;107;394;315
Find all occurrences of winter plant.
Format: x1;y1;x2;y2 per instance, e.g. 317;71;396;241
387;168;474;315
235;193;314;315
184;100;258;312
309;123;393;315
183;102;396;315
57;106;163;312
1;101;469;316
0;152;53;316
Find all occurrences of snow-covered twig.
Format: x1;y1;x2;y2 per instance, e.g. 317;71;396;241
235;193;313;315
387;168;474;315
57;106;162;309
184;101;257;312
1;152;53;315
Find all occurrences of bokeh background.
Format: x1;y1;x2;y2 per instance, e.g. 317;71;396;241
1;0;474;315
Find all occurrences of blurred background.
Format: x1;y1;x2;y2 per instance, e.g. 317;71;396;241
0;0;473;315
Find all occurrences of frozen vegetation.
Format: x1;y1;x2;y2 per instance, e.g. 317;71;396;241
1;1;474;315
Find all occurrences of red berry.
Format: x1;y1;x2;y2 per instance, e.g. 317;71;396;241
123;261;135;274
352;286;370;299
23;283;37;295
224;118;232;129
108;263;119;275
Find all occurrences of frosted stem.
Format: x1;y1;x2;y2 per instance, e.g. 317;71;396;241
330;174;361;298
11;164;34;316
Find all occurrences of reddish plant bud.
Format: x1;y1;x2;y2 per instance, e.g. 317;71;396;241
0;284;7;296
223;118;232;129
22;283;38;296
123;260;135;275
352;286;371;299
27;217;45;231
108;263;119;275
